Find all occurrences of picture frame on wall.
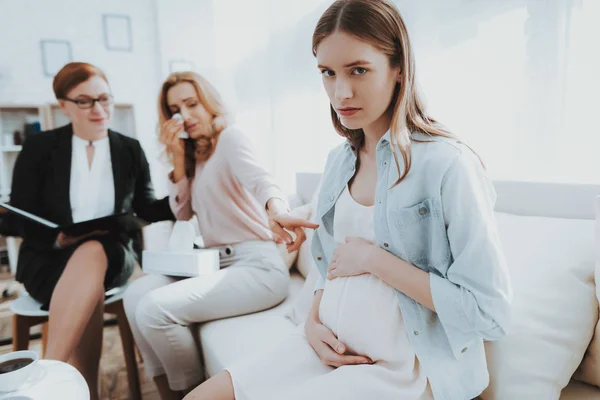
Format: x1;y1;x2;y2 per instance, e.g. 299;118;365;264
40;40;73;77
169;60;195;73
103;14;133;52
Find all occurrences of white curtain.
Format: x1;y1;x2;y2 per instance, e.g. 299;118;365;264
188;0;598;192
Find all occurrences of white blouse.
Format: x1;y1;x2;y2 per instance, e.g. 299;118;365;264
69;135;115;223
333;184;375;243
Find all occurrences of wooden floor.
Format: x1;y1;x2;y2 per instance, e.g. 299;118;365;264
0;269;162;400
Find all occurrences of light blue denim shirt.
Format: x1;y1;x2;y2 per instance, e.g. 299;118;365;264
311;131;512;400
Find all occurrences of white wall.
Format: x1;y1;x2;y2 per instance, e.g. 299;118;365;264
1;0;597;195
153;0;238;148
154;0;217;79
0;0;169;194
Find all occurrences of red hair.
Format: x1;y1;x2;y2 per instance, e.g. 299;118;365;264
52;62;109;99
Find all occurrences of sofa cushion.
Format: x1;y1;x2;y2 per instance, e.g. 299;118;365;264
481;213;597;400
296;217;316;278
285;182;321;324
198;272;305;377
285;265;318;325
287;193;304;210
574;279;600;388
296;183;320;278
573;206;600;388
276;203;313;270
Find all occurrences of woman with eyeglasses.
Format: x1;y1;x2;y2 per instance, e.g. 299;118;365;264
9;62;174;400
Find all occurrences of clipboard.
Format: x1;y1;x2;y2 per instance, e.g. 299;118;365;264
0;202;149;237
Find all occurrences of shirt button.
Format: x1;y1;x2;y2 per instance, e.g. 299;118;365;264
317;256;323;261
413;330;420;336
461;347;468;353
175;195;180;203
418;207;428;215
383;242;389;248
330;196;334;201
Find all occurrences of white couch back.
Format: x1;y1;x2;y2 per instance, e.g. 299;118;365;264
296;172;600;221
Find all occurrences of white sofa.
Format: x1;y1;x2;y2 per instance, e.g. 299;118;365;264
190;173;600;400
8;172;597;397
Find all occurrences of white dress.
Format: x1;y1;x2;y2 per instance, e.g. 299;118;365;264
226;186;433;400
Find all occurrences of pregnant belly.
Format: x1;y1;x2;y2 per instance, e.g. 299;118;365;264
318;274;407;362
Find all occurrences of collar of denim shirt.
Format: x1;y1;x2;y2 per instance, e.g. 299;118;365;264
342;129;391;155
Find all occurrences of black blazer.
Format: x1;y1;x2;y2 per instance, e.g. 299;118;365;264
10;124;174;278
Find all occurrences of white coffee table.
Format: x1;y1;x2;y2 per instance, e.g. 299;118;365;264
0;360;89;399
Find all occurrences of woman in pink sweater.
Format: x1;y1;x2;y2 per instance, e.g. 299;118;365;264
124;71;317;400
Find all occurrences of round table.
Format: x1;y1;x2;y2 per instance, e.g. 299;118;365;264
0;360;89;399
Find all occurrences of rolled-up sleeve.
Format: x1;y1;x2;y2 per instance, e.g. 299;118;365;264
223;128;288;210
168;172;194;220
313;275;325;292
430;150;512;359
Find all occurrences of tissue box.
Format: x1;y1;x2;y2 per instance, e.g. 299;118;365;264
142;249;220;277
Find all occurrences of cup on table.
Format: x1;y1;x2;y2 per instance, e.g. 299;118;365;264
0;350;39;393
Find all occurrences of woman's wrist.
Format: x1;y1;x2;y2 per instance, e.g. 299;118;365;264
368;245;411;279
173;152;185;167
367;244;388;277
170;155;186;182
266;197;289;217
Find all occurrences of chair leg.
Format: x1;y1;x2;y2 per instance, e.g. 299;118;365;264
107;300;142;400
135;343;144;364
41;322;49;357
12;314;30;352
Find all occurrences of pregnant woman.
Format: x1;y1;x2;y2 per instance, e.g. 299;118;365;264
186;1;512;399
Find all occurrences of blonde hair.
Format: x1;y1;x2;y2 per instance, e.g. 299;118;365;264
158;71;229;178
313;0;455;186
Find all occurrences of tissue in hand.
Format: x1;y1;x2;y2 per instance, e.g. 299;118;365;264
172;113;189;139
142;221;219;277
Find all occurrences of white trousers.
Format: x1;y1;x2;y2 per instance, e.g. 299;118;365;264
123;241;289;390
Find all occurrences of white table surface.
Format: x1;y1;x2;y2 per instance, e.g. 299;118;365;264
0;360;89;399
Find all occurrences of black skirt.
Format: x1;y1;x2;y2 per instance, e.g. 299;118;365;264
16;234;136;311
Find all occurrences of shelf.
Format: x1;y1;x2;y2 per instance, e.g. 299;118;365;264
0;105;42;110
0;106;45;206
0;146;22;152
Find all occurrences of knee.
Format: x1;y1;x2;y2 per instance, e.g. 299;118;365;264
124;278;150;323
124;276;159;311
135;291;171;331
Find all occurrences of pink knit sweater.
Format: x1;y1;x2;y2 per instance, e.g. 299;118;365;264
168;126;287;247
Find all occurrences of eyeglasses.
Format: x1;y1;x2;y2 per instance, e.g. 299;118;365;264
62;94;114;109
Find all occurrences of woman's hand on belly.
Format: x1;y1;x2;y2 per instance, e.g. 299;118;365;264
305;313;373;367
327;237;377;280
